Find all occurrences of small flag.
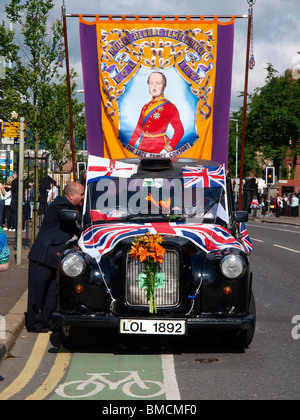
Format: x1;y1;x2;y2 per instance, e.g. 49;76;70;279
239;222;252;254
183;165;225;189
87;155;138;184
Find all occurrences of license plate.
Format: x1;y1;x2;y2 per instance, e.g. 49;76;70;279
120;319;186;335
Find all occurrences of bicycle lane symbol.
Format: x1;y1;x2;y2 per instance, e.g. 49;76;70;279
55;371;165;399
51;352;166;400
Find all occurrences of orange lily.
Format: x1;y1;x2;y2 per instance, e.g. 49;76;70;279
128;244;140;259
159;198;171;212
138;246;151;262
150;242;166;263
145;193;160;208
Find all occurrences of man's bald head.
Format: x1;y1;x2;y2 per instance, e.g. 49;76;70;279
64;181;85;207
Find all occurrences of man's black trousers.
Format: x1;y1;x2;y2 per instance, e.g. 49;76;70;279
26;260;57;331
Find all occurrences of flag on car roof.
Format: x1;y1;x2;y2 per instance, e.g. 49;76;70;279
87;155;138;184
183;164;225;189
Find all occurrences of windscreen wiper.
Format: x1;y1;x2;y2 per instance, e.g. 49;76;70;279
123;213;170;221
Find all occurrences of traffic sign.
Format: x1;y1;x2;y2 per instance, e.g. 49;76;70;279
0;121;26;138
1;137;14;145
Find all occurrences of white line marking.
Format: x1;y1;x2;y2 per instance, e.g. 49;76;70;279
251;238;264;243
161;354;181;400
248;224;300;234
273;244;300;254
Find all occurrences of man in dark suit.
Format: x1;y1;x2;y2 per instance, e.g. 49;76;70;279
26;181;85;332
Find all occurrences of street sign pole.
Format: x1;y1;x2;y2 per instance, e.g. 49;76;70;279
16;117;25;265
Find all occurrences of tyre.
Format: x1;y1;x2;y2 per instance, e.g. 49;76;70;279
59;325;82;350
220;291;256;349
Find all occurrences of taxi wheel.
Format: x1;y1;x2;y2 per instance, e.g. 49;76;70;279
59;325;81;350
220;292;256;349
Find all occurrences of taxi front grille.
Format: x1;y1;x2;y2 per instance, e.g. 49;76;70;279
125;249;179;307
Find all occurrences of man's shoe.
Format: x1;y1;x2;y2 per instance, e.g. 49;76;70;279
27;327;49;333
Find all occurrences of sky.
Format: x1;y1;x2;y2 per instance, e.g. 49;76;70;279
0;0;299;112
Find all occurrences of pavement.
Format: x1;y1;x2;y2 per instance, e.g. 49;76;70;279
0;214;300;366
0;229;30;366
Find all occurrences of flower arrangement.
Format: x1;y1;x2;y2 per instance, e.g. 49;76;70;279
129;232;166;313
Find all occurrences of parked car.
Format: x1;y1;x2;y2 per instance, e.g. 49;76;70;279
52;157;255;349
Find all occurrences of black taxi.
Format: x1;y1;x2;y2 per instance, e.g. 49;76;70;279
52;157;255;349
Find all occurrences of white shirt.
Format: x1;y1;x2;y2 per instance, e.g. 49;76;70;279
47;186;59;204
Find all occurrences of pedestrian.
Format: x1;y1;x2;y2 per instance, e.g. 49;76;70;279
250;196;259;219
282;194;288;216
0;180;6;227
28;183;34;221
0;226;10;271
10;170;18;230
275;194;282;217
269;196;275;216
3;178;12;230
260;197;266;216
291;193;299;217
26;181;85;332
47;180;59;206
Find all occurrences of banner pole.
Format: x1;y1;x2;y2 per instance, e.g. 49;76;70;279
63;9;77;181
65;13;248;19
238;3;254;210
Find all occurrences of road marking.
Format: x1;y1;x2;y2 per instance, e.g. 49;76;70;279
248;224;300;234
0;333;50;400
251;238;264;243
26;346;72;400
51;352;166;400
273;244;300;254
161;354;180;400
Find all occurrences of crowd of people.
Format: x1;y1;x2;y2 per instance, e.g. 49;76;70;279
0;174;61;231
250;192;299;218
0;171;85;331
0;174;75;276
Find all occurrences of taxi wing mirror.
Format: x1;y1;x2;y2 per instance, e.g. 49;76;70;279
232;211;248;224
60;209;79;221
60;209;82;234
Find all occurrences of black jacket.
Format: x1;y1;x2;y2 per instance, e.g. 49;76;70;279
28;194;79;269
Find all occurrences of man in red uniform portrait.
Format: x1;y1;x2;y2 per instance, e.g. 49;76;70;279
127;72;184;154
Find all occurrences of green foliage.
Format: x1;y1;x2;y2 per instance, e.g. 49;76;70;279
228;63;300;178
0;0;86;167
1;0;61;142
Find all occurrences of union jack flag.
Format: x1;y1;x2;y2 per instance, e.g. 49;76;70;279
239;222;252;254
183;165;225;189
80;222;245;262
87;155;137;184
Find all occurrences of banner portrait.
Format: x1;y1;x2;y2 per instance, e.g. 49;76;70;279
79;15;235;165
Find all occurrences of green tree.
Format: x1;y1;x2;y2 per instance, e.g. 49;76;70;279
0;0;62;237
245;63;300;173
0;0;86;238
228;63;300;179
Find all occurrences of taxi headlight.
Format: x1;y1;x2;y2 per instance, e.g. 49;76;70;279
61;253;86;278
220;254;245;279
